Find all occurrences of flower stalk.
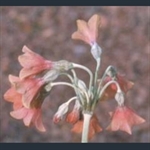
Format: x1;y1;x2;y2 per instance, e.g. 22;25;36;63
81;113;92;143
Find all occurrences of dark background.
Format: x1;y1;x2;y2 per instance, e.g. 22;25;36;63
0;6;149;142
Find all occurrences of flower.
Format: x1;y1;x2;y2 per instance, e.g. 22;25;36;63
72;14;101;46
10;107;46;132
106;106;145;134
66;109;80;124
4;75;48;132
66;100;81;124
18;46;53;79
100;74;134;101
71;114;102;139
8;74;45;108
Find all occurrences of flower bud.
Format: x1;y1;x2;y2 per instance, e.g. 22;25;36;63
53;102;69;123
90;43;102;61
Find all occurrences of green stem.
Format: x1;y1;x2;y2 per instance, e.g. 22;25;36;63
98;80;121;98
51;82;76;90
97;65;114;93
81;113;92;143
94;58;101;86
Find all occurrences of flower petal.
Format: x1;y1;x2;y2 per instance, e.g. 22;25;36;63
88;14;101;41
10;107;28;119
23;109;35;126
34;110;46;132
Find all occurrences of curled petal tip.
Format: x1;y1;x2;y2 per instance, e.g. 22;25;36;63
22;45;30;53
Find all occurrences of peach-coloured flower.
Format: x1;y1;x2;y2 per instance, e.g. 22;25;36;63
4;75;47;132
71;114;102;139
100;74;134;101
8;74;45;108
72;14;101;46
66;109;80;124
10;107;46;132
18;46;53;79
106;106;145;134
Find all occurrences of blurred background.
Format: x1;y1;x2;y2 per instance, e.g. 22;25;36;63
0;6;149;143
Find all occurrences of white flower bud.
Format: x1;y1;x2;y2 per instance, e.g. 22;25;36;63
90;42;102;61
54;102;69;119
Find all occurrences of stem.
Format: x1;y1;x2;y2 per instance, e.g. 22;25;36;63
51;82;76;90
81;113;92;143
71;69;84;105
60;73;74;83
94;58;101;86
66;96;77;105
71;69;90;104
98;80;121;98
97;65;115;93
72;63;93;90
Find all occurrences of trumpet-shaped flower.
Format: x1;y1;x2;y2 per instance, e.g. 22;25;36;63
66;100;81;124
106;106;145;134
66;109;80;124
4;75;48;132
72;14;101;46
18;46;53;79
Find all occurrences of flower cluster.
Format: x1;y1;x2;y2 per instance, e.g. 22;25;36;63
4;46;73;132
4;14;145;142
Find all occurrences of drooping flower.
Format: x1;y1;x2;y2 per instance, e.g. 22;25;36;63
100;74;134;101
72;14;101;46
106;106;145;134
66;100;81;124
8;74;45;108
71;114;102;139
4;75;49;132
66;109;80;124
18;46;53;79
53;101;70;124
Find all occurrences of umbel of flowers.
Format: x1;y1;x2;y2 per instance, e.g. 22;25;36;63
4;14;145;143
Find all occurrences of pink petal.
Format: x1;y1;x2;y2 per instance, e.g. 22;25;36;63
10;107;28;119
72;32;91;45
13;100;23;110
19;64;51;79
88;14;101;41
8;75;20;86
34;110;46;132
22;79;44;108
23;109;35;126
4;88;21;103
18;46;52;70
